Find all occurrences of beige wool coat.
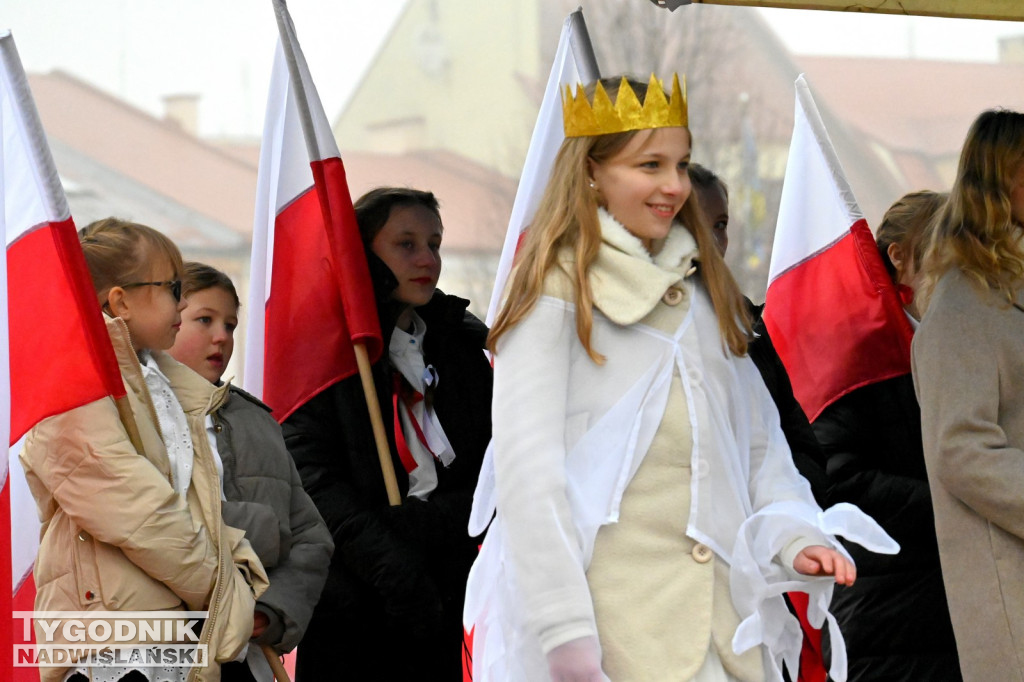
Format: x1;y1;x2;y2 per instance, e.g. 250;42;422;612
912;269;1024;682
21;315;268;682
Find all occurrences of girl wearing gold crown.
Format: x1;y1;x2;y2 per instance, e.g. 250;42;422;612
463;75;897;682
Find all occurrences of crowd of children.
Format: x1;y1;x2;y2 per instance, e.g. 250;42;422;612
19;66;1024;682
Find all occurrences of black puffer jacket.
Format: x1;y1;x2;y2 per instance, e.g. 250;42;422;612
282;256;492;681
812;374;960;681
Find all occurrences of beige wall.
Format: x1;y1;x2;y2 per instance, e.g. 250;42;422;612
333;1;542;177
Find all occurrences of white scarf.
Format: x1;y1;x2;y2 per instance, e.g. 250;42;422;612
139;351;195;497
390;311;456;500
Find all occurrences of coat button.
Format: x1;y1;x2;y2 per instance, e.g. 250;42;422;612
663;287;684;306
692;543;712;564
213;423;223;433
78;531;88;541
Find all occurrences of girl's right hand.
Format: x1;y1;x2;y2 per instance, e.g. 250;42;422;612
546;635;608;682
793;545;857;586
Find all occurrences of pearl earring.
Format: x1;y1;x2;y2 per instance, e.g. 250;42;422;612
588;180;597;189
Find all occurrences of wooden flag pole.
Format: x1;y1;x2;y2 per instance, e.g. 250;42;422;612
355;342;402;506
273;0;400;507
261;644;292;682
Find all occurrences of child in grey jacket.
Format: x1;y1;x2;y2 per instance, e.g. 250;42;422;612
170;261;334;681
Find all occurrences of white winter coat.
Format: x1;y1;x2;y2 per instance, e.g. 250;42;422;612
465;213;897;682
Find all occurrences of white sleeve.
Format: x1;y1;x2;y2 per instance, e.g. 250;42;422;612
492;298;598;654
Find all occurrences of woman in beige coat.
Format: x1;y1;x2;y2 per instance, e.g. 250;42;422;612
912;109;1024;682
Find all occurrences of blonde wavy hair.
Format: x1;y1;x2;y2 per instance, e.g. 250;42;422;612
918;109;1024;309
488;77;751;362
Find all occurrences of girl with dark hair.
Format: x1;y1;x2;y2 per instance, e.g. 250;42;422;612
282;188;493;680
170;262;334;682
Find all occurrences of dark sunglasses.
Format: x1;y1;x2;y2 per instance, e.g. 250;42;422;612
121;280;182;302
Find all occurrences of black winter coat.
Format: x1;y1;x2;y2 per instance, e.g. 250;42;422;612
813;374;960;681
283;257;492;681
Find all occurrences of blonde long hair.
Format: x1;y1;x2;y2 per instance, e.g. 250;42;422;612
919;109;1024;309
488;77;751;362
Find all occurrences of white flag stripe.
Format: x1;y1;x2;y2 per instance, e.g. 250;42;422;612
267;45;315;216
0;38;11;490
0;31;69;245
485;13;591;326
245;42;303;400
243;43;290;400
244;3;341;399
9;440;34;593
1;29;64;598
767;75;863;284
273;1;339;163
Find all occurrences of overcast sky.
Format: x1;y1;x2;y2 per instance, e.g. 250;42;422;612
6;1;1024;138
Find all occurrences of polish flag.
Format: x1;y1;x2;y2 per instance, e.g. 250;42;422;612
762;75;913;423
1;31;126;679
244;2;382;421
484;9;599;325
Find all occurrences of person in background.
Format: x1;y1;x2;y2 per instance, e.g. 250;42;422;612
689;162;730;256
913;109;1024;682
169;261;334;682
283;187;493;680
812;190;960;681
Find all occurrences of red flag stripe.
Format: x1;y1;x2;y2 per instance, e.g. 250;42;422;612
763;77;913;422
787;591;827;682
764;221;913;421
309;158;380;354
8;219;124;442
247;13;382;420
264;183;355;421
3;32;125;682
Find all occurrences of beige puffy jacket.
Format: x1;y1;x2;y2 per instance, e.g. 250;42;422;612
20;315;268;682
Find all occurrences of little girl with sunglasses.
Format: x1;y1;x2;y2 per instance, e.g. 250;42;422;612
20;217;267;682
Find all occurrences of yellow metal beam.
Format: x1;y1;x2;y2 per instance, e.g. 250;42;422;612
687;0;1023;22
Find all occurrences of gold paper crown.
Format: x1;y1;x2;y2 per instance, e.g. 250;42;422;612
562;73;688;138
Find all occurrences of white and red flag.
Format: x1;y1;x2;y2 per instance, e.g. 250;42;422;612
244;1;382;421
0;30;126;679
484;9;599;325
464;11;599;680
763;75;913;423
